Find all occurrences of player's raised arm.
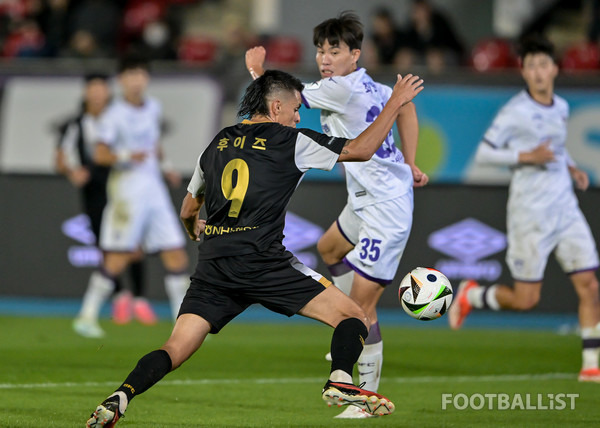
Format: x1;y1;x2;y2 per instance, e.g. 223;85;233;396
339;74;423;162
396;101;429;187
180;192;205;241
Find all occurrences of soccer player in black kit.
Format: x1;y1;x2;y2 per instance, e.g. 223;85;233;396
86;69;423;427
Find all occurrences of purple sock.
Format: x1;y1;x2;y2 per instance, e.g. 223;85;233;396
365;322;382;345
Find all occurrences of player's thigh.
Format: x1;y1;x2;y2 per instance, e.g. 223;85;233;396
161;313;212;369
318;205;358;261
100;198;146;252
344;196;413;284
554;210;600;275
298;285;368;328
144;198;187;254
506;210;554;282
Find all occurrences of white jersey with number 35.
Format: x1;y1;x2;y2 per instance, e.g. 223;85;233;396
301;68;413;209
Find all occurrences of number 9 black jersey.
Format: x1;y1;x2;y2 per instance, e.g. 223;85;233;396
188;120;347;259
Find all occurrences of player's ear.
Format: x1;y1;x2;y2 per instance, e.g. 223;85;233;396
351;49;361;64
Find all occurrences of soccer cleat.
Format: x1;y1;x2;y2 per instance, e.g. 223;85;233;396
322;380;394;416
324;352;332;362
133;298;158;325
448;279;479;330
578;368;600;382
86;393;126;427
334;404;375;418
112;291;133;325
73;317;105;338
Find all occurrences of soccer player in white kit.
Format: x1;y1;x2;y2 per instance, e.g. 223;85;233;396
246;12;428;417
73;56;190;338
448;36;600;382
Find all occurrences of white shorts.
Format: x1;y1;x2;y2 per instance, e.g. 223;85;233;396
100;184;185;253
506;204;599;282
338;191;413;285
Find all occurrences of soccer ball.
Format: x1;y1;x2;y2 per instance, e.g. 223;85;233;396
399;267;453;321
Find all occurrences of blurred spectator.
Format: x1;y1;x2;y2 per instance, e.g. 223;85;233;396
397;0;465;73
589;0;600;42
369;7;406;67
64;0;122;58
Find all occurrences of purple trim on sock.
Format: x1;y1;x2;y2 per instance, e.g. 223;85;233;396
98;267;117;281
583;338;600;349
342;258;393;285
566;266;599;276
328;261;352;277
365;322;382;345
336;219;355;246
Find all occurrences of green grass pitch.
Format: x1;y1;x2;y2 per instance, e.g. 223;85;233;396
1;315;598;427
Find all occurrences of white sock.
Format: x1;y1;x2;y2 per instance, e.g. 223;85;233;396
165;273;189;321
467;285;500;310
581;326;600;370
466;286;485;308
329;369;352;384
332;270;354;296
357;341;383;392
78;271;114;321
484;285;500;310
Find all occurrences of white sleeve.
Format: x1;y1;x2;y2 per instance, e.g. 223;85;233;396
97;109;118;147
294;131;342;173
186;155;206;197
301;77;353;113
482;106;514;149
475;140;520;166
59;122;82;168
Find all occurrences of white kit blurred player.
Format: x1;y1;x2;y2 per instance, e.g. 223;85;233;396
246;12;428;417
449;35;600;382
73;55;190;338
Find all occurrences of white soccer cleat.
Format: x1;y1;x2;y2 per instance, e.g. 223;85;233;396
324;352;332;362
73;317;105;338
334;405;376;418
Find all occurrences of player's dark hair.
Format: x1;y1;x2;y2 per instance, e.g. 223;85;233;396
518;35;556;64
84;72;108;83
237;69;304;118
313;11;363;50
118;54;150;73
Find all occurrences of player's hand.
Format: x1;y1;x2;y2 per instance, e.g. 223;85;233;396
409;164;429;187
569;167;589;191
521;141;555;164
391;74;424;107
187;219;206;241
245;46;266;79
130;151;147;162
68;167;90;187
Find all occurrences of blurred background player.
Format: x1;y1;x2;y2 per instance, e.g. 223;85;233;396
448;35;600;382
86;68;423;428
55;73;152;330
246;11;428;418
73;55;190;338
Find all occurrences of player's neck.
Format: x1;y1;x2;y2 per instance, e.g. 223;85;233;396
124;94;145;107
247;114;275;123
527;87;554;106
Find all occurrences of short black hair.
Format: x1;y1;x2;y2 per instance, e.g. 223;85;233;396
313;11;363;51
118;54;150;73
84;72;108;83
237;70;304;118
518;35;555;64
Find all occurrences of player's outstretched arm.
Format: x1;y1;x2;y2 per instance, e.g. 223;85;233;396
396;102;428;187
246;46;266;80
94;142;147;166
339;74;424;162
180;192;206;241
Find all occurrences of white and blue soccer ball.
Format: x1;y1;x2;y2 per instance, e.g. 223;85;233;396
399;267;453;321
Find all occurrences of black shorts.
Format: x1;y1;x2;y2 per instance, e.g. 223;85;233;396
179;249;331;333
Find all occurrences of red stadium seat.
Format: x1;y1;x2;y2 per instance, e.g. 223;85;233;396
177;36;218;64
265;36;302;66
471;38;517;72
123;0;166;35
2;25;45;58
561;42;600;72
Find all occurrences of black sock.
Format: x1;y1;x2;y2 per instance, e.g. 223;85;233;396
117;349;172;402
330;318;368;378
129;260;145;297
